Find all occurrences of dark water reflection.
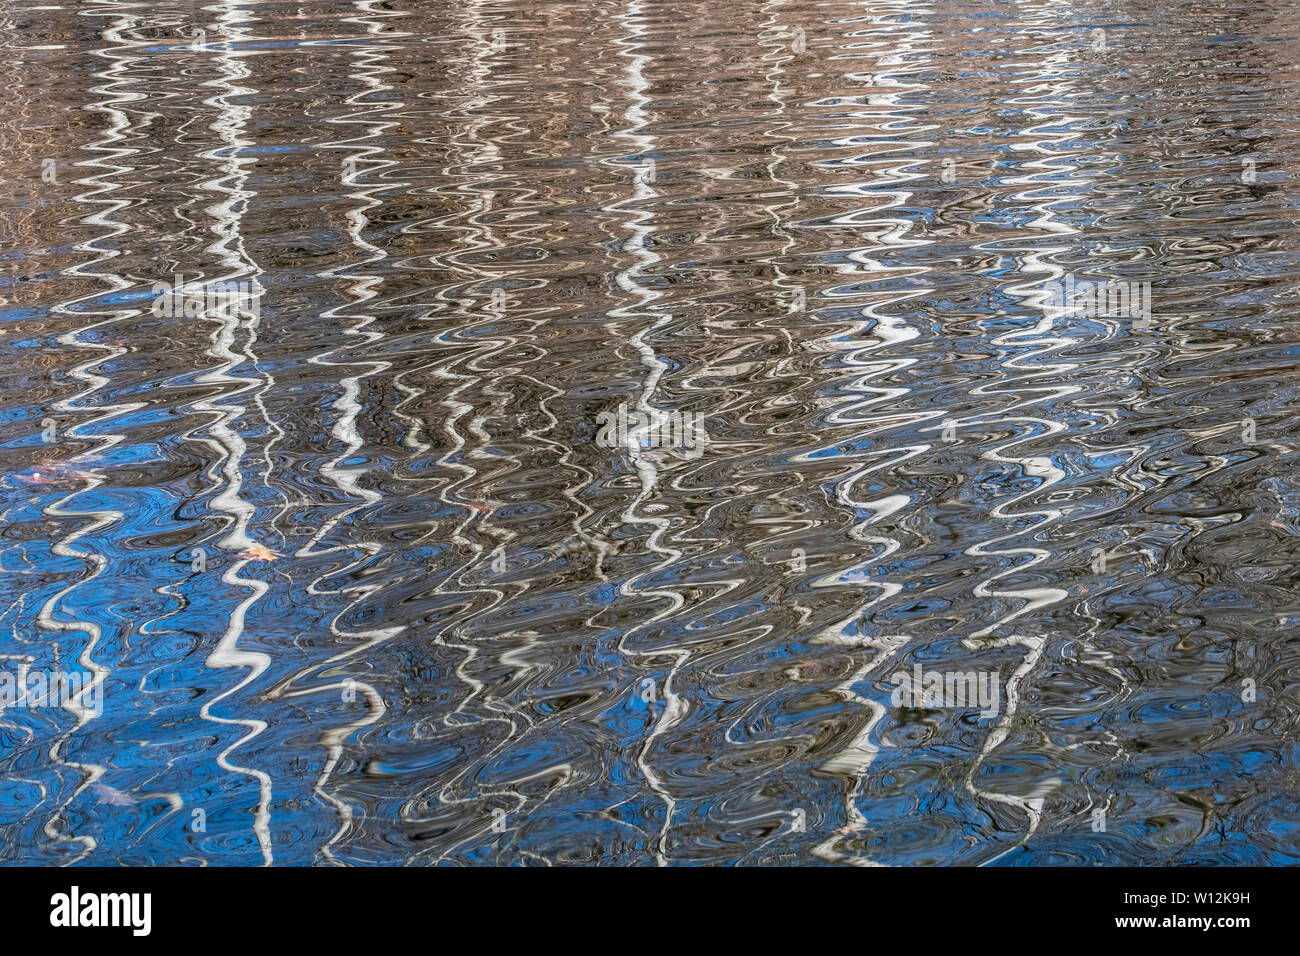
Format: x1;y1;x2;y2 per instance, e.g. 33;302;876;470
2;0;1300;865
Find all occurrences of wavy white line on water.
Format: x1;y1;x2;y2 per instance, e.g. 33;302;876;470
798;0;938;863
193;2;274;865
285;0;411;864
600;0;696;867
956;5;1092;860
32;0;152;862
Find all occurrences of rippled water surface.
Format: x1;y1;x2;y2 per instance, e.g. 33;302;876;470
4;0;1300;866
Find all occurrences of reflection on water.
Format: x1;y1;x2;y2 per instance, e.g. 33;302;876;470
2;0;1300;866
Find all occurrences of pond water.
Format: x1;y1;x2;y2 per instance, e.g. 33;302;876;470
2;0;1300;865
